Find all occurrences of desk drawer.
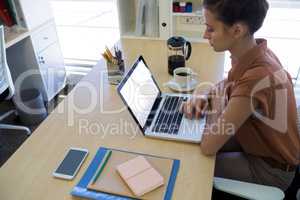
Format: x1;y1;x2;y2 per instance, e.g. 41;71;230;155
31;23;58;53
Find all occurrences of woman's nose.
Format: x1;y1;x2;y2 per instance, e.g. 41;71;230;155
203;30;210;40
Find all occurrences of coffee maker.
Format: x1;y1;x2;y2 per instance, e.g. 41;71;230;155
167;36;192;75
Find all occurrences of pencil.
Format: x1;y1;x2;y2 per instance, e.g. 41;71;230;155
92;150;112;184
102;53;110;62
105;46;114;60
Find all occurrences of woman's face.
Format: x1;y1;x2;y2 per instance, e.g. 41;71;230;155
203;9;235;52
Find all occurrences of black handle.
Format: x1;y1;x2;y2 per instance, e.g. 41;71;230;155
185;41;192;60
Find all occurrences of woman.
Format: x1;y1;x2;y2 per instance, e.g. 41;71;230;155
182;0;300;191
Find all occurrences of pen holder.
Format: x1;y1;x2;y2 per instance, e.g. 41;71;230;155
106;59;125;85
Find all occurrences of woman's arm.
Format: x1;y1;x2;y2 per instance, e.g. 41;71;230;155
200;97;255;156
182;79;228;119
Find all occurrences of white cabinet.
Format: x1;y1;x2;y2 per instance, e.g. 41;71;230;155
5;0;66;102
117;0;206;42
31;21;66;101
31;23;58;52
18;0;53;30
37;42;66;101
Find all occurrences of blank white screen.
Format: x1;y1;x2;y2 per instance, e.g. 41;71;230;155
120;60;159;127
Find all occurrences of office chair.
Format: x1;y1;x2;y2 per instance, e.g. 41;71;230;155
294;66;300;86
213;106;300;200
0;25;31;135
213;177;285;200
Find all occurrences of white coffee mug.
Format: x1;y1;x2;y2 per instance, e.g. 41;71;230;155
173;67;198;87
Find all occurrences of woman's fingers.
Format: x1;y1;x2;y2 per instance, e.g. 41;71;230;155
194;98;203;119
201;98;210;117
183;100;194;119
182;97;208;119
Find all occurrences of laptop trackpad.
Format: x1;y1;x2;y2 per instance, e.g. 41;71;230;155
178;117;205;139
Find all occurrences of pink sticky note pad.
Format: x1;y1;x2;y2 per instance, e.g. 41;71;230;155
116;156;164;197
117;156;151;179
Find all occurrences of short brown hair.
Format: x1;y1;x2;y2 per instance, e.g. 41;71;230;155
203;0;269;35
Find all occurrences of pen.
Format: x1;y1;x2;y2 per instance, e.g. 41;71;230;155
114;45;117;56
92;150;112;184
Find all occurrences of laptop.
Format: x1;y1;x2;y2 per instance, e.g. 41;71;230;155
117;56;205;143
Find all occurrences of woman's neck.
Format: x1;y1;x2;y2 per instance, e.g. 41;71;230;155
229;36;257;61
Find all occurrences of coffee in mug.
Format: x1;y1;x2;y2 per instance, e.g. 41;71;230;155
173;67;198;88
176;72;189;76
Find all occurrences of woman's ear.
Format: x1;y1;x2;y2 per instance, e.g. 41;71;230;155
231;22;249;38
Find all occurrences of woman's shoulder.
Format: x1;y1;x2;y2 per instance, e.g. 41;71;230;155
238;65;292;91
239;65;271;82
241;59;282;80
242;46;283;78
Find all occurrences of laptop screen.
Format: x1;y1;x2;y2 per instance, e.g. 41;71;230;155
119;58;160;127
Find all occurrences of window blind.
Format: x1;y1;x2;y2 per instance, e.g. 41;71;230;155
269;0;300;8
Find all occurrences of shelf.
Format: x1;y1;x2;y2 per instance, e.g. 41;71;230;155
121;32;163;40
121;30;209;43
4;26;30;48
174;30;208;43
118;0;207;43
172;12;203;17
122;34;208;43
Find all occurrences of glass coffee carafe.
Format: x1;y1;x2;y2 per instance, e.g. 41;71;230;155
167;36;192;75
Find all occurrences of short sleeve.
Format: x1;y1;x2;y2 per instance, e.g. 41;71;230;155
230;67;275;118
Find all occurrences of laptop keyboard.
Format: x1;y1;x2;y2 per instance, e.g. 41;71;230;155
152;96;187;134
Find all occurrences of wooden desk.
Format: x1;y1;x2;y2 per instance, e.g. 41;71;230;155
0;57;216;200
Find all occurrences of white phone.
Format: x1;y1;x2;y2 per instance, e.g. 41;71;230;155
53;147;88;180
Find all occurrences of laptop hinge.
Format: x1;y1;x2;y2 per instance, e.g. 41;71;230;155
144;95;162;130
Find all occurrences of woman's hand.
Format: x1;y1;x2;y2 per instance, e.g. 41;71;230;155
181;94;210;119
181;79;229;120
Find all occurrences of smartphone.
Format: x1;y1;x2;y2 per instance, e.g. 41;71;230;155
53;147;88;180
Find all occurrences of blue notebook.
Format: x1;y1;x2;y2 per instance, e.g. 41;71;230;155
71;147;180;200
